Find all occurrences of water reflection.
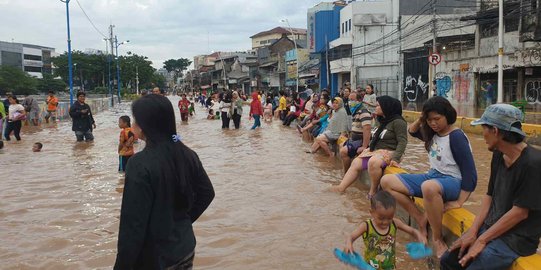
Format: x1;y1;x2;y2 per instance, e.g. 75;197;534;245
1;97;497;269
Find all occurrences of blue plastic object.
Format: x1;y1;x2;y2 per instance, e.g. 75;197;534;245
333;248;376;270
406;242;433;260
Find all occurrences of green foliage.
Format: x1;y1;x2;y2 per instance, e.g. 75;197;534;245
0;66;38;95
93;86;109;94
37;73;67;93
146;73;166;89
52;51;157;92
163;58;192;82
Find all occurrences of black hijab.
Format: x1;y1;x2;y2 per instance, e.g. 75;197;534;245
369;96;404;151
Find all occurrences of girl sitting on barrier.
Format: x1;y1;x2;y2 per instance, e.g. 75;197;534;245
380;96;477;258
330;96;407;194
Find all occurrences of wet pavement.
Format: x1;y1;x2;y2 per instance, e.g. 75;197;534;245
0;97;498;269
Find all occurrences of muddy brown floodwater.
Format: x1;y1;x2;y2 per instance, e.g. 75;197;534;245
1;97;496;269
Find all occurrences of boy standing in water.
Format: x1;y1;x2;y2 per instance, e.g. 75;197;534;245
178;93;190;123
343;191;426;269
118;115;135;172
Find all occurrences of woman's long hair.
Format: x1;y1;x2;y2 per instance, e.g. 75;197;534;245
420;96;457;151
131;94;194;209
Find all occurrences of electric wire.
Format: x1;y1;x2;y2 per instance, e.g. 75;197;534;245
75;0;108;39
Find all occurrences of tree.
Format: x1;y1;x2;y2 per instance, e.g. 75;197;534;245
119;53;156;92
37;73;67;93
0;66;38;95
52;51;157;93
147;73;166;89
163;58;192;83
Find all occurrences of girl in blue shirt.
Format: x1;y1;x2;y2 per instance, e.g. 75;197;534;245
380;96;477;258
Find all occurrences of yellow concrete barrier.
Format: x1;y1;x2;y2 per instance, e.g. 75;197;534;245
403;110;541;144
382;166;541;269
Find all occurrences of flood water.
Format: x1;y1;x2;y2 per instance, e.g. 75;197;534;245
1;97;496;269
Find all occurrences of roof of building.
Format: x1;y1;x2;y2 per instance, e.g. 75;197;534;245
250;27;307;39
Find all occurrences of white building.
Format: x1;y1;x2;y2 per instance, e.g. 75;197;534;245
0;41;57;78
346;0;401;98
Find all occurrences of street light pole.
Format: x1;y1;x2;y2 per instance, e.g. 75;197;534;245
217;52;228;90
60;0;74;105
281;19;299;93
114;36;129;104
104;38;113;107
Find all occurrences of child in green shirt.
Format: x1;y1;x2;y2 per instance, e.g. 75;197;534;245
343;191;426;269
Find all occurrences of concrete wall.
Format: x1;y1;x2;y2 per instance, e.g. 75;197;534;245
25;97;118;122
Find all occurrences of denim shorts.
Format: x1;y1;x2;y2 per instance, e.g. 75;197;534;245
397;169;461;201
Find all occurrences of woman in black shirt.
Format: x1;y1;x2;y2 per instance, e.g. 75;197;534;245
114;94;215;269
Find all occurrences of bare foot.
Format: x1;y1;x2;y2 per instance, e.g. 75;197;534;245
417;217;429;240
433;239;449;259
329;185;345;193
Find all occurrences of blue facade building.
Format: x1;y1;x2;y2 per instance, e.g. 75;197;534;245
307;3;343;97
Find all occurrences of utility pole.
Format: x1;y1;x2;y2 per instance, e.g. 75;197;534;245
497;0;504;103
60;0;74;105
108;24;115;107
136;65;139;95
429;0;437;96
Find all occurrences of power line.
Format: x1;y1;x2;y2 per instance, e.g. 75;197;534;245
75;0;107;39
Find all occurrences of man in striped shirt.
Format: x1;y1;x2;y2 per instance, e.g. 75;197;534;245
339;92;373;172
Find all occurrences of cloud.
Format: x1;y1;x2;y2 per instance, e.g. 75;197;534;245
2;0;320;68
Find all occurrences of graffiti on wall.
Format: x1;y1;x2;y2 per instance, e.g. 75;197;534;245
404;75;428;102
453;70;472;103
520;48;541;66
525;80;541;104
435;72;452;98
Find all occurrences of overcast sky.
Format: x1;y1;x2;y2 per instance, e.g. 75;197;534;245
2;0;322;69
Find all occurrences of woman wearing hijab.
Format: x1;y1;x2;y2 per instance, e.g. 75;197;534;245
330;96;408;195
230;91;243;129
309;97;350;157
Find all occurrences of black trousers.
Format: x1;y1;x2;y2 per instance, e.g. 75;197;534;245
283;114;296;126
221;112;230;129
232;114;241;129
4;120;22;141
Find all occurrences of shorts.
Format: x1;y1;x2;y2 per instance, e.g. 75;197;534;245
397;169;461;201
181;112;189;122
322;130;340;142
345;139;362;158
119;155;131;172
28;110;40;120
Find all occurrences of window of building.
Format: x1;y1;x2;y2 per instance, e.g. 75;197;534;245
349;19;352;31
23;54;42;61
24;66;42;73
342;23;344;34
505;16;519;32
480;23;498;38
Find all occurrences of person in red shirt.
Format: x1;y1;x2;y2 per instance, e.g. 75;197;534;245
249;91;263;130
178;93;190;123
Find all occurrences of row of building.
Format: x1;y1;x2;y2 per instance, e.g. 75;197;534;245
188;0;541;108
